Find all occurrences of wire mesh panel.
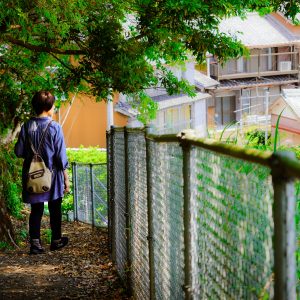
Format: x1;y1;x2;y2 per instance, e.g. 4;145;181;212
149;141;185;300
190;147;274;299
92;164;108;227
112;129;128;281
73;164;108;226
76;165;93;224
127;130;150;299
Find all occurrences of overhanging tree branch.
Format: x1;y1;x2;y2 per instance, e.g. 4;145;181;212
50;53;92;84
3;35;86;55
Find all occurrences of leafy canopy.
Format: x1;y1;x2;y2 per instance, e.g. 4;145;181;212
0;0;299;131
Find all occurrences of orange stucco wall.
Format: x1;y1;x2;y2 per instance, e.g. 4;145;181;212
271;13;300;36
54;94;128;148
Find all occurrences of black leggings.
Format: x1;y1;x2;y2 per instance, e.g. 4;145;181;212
29;198;62;241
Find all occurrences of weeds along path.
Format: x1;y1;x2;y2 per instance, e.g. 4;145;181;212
0;221;128;300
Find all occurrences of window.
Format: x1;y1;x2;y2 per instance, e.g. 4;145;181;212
261;48;274;71
237;57;244;73
241;89;251;115
154;104;192;134
215;96;236;126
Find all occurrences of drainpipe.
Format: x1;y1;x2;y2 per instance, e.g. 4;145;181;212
264;88;270;145
206;55;210;77
107;92;114;131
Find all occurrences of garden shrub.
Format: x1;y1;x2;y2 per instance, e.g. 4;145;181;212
246;130;270;147
67;146;106;164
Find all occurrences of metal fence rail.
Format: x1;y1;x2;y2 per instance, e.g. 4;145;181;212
107;127;300;300
72;163;108;227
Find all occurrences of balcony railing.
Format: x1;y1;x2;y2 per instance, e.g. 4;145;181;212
210;51;299;80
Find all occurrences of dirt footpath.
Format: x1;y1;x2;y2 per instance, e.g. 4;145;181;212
0;221;129;300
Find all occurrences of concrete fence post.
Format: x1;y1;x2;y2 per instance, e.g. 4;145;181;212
271;151;297;300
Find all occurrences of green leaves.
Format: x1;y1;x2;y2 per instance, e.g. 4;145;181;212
0;0;298;132
0;144;23;218
128;92;159;124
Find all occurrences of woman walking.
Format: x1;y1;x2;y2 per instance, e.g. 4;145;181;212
15;91;70;254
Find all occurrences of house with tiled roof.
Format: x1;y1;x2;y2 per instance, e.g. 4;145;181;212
115;61;215;135
270;89;300;146
206;12;300;129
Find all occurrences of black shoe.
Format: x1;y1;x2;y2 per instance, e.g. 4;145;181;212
29;239;45;255
50;237;69;251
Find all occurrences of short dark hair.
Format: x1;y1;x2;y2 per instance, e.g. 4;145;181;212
31;91;55;115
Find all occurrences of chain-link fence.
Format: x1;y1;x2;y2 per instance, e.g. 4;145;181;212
190;148;273;299
149;141;185;300
126;130;149;299
107;127;300;300
72;163;107;227
111;129;128;281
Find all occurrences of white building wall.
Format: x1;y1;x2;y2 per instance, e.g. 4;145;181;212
182;61;195;85
193;99;207;137
127;117;143;128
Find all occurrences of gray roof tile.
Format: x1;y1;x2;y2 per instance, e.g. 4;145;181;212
217;75;298;89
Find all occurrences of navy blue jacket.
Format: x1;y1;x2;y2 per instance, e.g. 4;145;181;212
15;117;68;204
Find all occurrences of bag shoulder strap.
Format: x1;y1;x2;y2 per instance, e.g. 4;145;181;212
26;120;53;155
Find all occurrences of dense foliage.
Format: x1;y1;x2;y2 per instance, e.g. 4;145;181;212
0;0;299;134
0;144;23;218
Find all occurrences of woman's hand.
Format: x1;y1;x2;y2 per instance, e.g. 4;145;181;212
64;179;70;194
63;170;70;194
